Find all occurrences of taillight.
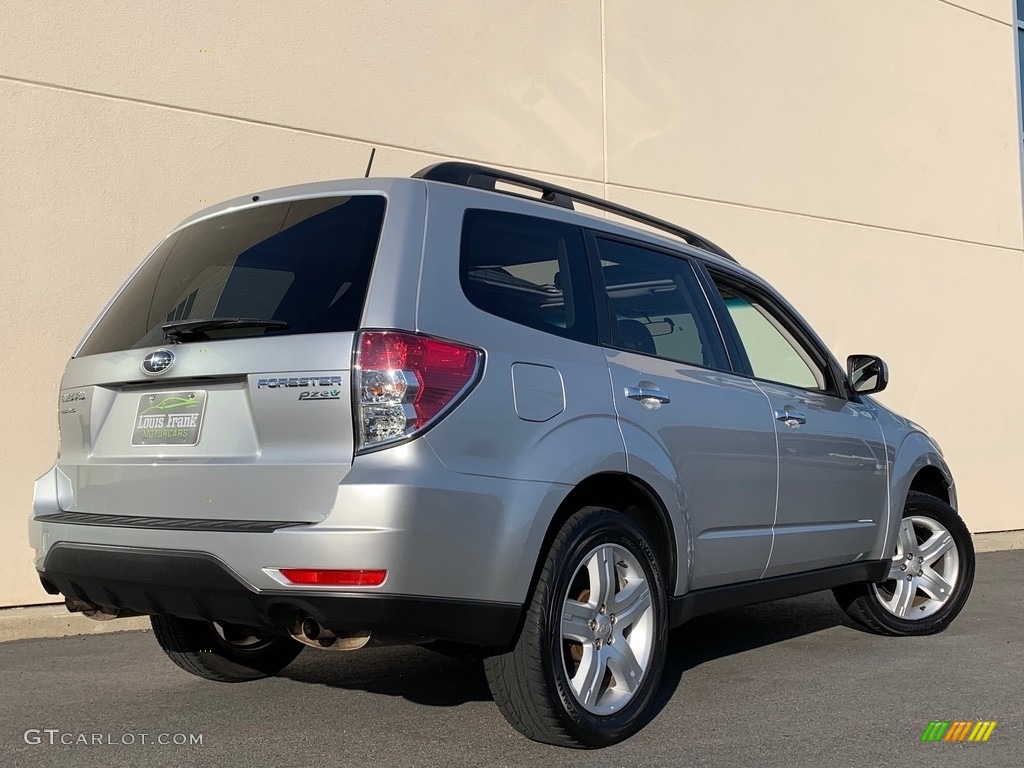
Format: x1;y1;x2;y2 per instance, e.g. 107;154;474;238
355;330;482;451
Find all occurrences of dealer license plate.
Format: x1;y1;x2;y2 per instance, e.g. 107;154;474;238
131;390;207;446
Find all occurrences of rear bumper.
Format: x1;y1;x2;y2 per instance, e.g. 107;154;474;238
31;442;570;605
29;440;571;647
38;543;522;647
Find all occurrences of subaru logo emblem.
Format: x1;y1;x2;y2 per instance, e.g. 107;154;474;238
142;349;175;375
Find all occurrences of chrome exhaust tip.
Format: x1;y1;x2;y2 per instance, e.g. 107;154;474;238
290;616;371;651
300;616;335;643
64;599;139;621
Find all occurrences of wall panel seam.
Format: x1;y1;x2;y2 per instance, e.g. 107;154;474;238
0;73;606;185
4;74;1020;254
934;0;1011;25
600;0;608;198
606;183;1024;254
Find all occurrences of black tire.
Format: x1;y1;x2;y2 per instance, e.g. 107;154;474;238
834;492;975;636
484;507;669;748
150;615;303;682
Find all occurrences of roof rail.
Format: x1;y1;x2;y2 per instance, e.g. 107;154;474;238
411;161;737;263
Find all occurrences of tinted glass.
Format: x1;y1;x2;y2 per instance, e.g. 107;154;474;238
594;238;723;368
1019;28;1024;120
78;196;386;356
716;285;823;389
460;210;596;343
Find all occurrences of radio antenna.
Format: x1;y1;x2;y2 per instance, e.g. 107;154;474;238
364;147;376;178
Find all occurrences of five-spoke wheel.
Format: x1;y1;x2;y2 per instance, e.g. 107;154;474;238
834;492;975;636
873;515;960;619
484;507;668;748
560;543;655;715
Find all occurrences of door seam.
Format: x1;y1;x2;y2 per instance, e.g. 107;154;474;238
752;378;780;580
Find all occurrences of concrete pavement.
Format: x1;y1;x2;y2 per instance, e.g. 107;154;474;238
1;550;1019;768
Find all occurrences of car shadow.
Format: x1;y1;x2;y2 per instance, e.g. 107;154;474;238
279;590;858;710
649;590;856;719
279;641;494;706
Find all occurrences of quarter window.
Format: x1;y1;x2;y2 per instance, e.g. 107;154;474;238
460;210;595;343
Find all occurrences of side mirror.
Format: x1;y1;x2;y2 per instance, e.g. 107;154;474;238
847;354;888;395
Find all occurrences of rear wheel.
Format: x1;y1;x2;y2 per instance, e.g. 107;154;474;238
484;507;668;748
151;615;303;682
834;492;975;636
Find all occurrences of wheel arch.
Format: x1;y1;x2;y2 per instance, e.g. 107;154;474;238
529;472;680;598
908;465;952;506
883;431;957;558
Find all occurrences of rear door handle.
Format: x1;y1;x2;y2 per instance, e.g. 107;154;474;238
625;386;671;408
775;409;806;427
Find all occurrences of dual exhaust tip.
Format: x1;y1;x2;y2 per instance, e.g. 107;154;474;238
65;600;380;653
290;616;372;651
65;599;139;621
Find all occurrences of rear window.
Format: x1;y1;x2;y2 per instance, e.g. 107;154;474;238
77;195;386;356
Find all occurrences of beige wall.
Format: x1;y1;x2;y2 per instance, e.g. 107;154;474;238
1;0;1021;607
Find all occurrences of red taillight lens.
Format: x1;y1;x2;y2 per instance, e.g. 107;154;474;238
279;568;388;587
355;330;481;450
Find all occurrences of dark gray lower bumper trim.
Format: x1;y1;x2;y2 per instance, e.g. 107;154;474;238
39;543;523;648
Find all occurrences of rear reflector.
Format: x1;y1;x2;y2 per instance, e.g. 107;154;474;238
279;568;388;587
355;330;482;451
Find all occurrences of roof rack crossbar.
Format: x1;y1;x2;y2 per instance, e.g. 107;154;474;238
412;162;737;263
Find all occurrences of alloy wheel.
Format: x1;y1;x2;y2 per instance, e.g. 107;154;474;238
872;515;960;620
560;543;655;715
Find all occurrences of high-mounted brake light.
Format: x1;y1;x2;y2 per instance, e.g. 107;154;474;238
355;330;482;451
280;568;388;587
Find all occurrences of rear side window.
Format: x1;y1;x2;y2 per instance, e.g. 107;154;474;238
460;210;596;344
593;237;726;369
77;195;386;356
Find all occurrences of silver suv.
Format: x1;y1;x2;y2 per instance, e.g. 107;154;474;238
30;163;975;748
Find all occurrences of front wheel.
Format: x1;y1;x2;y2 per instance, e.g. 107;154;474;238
484;507;669;748
151;615;303;682
834;492;975;636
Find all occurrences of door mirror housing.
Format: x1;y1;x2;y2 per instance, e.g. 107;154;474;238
847;354;888;395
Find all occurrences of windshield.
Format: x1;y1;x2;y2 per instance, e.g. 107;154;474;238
77;195;386;356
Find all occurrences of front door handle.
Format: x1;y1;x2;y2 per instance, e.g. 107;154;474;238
775;409;806;427
625;386;671;409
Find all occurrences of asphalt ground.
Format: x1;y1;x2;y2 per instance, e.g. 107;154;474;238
1;550;1020;768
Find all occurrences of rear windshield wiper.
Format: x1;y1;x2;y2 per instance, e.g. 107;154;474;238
161;317;290;342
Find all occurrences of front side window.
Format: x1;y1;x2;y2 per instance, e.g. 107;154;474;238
592;237;725;369
78;195;387;356
460;210;596;343
712;278;826;390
